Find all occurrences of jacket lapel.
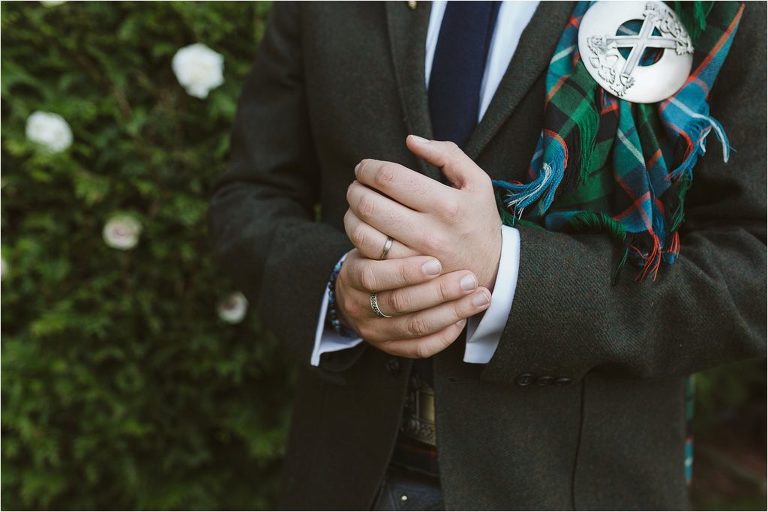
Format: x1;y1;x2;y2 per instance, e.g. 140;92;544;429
386;1;575;167
385;1;439;179
464;1;575;160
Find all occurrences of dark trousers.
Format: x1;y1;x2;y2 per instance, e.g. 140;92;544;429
371;464;444;511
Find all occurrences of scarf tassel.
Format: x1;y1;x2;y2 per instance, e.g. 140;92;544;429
493;133;567;220
668;110;730;183
665;231;681;264
631;231;663;282
667;111;730;233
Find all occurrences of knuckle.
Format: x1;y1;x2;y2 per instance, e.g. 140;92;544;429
357;194;376;218
379;340;400;356
422;233;444;254
337;288;356;314
336;270;350;293
444;141;459;153
364;322;387;343
343;210;357;236
414;342;431;359
359;266;378;291
374;165;397;187
398;262;412;286
437;277;452;302
444;141;462;160
389;291;410;314
343;296;360;318
439;198;460;220
407;316;429;338
386;292;400;313
438;329;455;350
351;225;368;248
357;323;372;341
452;300;466;320
341;259;355;282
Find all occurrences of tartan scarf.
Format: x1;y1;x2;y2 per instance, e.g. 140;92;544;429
493;1;745;281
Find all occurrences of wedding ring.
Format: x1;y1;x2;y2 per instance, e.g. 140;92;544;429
379;236;394;260
370;293;392;318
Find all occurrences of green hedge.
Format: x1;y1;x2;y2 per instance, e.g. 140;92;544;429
1;1;764;511
1;2;292;509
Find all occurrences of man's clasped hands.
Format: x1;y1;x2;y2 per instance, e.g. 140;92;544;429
335;135;503;358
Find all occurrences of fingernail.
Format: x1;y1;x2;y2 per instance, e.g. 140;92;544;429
422;259;441;276
354;161;362;175
472;291;490;307
460;274;477;291
456;319;467;328
410;135;429;144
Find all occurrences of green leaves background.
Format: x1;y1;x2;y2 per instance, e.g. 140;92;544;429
2;2;291;509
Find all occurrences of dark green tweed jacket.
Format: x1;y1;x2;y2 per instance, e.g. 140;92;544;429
208;2;766;510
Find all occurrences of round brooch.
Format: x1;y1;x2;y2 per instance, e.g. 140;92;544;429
578;1;694;103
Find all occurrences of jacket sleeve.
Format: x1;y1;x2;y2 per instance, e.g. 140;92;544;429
481;3;767;385
208;2;353;364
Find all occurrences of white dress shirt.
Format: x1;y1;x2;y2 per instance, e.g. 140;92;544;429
311;0;539;367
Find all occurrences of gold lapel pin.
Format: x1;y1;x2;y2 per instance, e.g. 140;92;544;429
407;0;417;10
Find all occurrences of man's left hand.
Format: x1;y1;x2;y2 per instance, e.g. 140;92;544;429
346;135;503;290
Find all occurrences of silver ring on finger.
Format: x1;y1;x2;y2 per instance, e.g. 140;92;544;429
378;236;394;260
369;292;392;318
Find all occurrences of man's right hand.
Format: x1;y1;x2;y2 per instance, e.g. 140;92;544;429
334;249;491;359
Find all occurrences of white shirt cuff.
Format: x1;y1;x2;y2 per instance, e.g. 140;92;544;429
310;252;363;367
463;225;521;364
311;225;522;367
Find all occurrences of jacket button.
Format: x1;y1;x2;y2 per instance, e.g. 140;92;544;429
536;376;554;386
516;373;534;386
385;358;401;376
554;377;572;386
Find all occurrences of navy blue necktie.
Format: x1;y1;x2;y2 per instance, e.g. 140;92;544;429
428;1;501;148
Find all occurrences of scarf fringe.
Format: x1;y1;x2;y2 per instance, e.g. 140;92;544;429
494;187;519;226
494;132;567;219
665;231;681;264
667;111;729;234
669;109;730;182
566;211;665;283
634;232;663;282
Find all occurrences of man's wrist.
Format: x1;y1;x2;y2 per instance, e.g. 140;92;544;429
327;253;355;337
482;225;504;291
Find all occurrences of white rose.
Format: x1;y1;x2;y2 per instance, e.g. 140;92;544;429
217;292;248;324
102;215;142;250
25;111;73;153
172;43;224;99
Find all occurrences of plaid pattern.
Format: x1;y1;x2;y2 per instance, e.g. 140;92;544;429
493;1;744;281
